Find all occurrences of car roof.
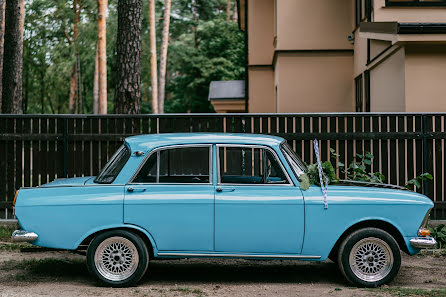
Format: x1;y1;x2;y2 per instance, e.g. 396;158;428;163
124;133;285;152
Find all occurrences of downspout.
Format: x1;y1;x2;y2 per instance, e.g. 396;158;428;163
244;0;249;113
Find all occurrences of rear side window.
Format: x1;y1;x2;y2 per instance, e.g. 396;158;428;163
94;145;131;184
133;146;211;184
218;146;289;185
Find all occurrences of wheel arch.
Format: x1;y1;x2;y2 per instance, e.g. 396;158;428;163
76;225;157;258
328;219;409;261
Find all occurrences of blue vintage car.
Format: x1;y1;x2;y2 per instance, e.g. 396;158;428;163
12;133;436;287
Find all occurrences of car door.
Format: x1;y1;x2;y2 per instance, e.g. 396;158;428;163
215;144;304;254
124;144;214;252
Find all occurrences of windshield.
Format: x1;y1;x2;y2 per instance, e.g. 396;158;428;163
94;145;131;184
281;141;307;177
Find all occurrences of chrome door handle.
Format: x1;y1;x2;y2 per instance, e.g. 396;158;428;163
216;187;235;193
127;187;146;193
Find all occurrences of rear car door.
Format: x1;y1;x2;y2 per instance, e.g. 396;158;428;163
214;145;304;254
124;145;214;252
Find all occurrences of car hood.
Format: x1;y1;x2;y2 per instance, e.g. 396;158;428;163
336;180;409;191
39;176;95;187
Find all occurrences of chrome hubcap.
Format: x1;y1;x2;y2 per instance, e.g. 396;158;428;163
94;236;139;281
349;237;394;282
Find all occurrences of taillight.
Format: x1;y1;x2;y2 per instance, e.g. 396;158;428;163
13;190;18;206
418;228;431;237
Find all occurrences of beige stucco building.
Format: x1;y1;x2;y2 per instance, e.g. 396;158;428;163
211;0;446;113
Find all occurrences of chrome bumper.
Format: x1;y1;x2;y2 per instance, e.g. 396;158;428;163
410;236;437;249
11;230;38;242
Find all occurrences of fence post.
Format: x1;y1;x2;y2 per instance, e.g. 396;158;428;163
63;118;68;178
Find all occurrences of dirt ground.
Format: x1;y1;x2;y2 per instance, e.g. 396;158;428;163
0;249;445;297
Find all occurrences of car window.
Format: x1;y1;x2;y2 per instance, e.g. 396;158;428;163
94;145;131;184
218;146;289;185
281;141;307;177
133;146;211;184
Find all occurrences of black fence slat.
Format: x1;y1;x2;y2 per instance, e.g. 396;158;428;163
398;116;406;187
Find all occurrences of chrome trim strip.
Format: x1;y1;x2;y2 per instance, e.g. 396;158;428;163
410;237;437;249
129;144;213;185
11;230;38;242
216;144;294;187
157;252;321;259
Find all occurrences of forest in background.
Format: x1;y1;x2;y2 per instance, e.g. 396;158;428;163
0;0;244;114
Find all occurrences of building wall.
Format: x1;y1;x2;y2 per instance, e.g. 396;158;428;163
370;47;406;111
248;67;276;113
370;40;392;60
373;0;446;23
354;31;368;77
274;52;354;113
275;0;354;50
405;44;446;112
248;0;275;65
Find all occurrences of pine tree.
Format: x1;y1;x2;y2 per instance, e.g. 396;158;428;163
2;0;25;113
114;0;143;114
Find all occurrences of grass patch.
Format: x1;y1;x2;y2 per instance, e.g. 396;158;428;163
0;226;16;241
0;258;87;282
0;242;32;251
419;249;446;257
169;287;205;296
372;287;446;297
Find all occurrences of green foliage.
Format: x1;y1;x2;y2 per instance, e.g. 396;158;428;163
306;161;338;187
406;173;434;189
23;0;243;114
166;19;245;112
429;224;446;249
0;226;16;240
305;148;432;191
344;152;386;183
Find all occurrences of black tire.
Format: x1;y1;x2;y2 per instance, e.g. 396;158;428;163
86;230;149;287
337;227;401;287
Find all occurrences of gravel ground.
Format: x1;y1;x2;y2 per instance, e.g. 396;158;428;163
0;248;445;297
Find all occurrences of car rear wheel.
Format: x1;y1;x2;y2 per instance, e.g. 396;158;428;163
87;230;149;287
338;227;401;287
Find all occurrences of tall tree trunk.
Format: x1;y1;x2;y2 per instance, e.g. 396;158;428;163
40;71;45;113
114;0;142;114
68;66;76;113
93;44;99;114
232;1;238;22
149;0;158;114
76;52;83;113
226;0;231;21
158;0;171;114
192;0;197;49
0;0;6;112
97;0;107;114
1;0;25;114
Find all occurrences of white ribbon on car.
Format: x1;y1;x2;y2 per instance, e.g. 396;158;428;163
313;139;328;209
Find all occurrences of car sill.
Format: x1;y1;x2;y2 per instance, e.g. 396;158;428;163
157;252;321;260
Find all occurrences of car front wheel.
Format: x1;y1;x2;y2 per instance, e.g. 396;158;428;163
338;227;401;287
87;230;149;287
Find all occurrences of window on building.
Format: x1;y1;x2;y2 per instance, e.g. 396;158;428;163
218;146;289;185
356;0;373;27
355;75;364;112
386;0;446;6
133;146;211;184
364;70;371;112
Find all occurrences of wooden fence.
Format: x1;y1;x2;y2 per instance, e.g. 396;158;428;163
1;113;445;220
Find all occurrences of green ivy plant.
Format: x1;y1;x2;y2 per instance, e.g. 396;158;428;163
305;149;431;191
405;173;433;189
429;224;446;249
